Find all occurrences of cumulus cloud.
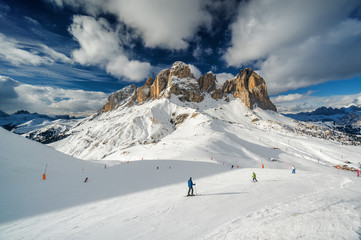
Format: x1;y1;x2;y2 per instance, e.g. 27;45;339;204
0;76;108;116
188;64;202;79
47;0;212;50
224;0;361;94
271;91;313;104
69;15;151;82
215;72;235;85
106;56;151;81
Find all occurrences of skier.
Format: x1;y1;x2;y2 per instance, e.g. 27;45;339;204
84;177;88;183
187;177;196;196
252;172;258;182
357;169;360;177
292;165;296;174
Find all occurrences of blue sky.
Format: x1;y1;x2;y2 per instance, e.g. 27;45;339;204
0;0;361;115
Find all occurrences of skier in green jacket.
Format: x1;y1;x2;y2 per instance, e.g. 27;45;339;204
252;172;258;182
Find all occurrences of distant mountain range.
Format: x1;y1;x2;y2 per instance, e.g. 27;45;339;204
0;110;81;143
285;106;361;135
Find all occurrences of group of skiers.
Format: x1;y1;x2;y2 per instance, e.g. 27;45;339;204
187;165;299;194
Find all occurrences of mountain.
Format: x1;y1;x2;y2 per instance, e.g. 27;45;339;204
19;62;352;161
100;61;277;113
285;105;361;135
1;108;361;240
0;110;9;118
0;110;82;143
2;62;361;239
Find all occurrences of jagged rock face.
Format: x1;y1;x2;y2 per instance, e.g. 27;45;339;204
167;62;204;102
150;69;170;99
198;72;217;93
169;61;195;79
211;88;223;100
137;77;153;103
100;62;277;112
101;85;137;112
223;69;277;111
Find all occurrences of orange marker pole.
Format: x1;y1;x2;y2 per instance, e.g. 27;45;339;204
42;164;48;180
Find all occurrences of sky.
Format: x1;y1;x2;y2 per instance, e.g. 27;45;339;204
0;0;361;116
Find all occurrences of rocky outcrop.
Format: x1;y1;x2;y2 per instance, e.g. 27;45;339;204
137;77;153;103
100;62;277;112
167;62;204;102
150;69;170;99
223;68;277;111
211;88;223;100
198;72;217;93
100;85;137;112
198;72;223;100
169;61;195;79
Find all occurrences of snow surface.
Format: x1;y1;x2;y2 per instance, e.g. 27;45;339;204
1;119;361;239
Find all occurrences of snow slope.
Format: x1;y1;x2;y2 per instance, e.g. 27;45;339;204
50;96;359;169
1;124;361;239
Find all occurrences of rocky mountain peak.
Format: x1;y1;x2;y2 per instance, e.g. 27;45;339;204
169;61;195;79
223;68;277;111
100;85;137;112
100;62;277;113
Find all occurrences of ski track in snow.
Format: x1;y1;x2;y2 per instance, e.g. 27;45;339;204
201;178;361;240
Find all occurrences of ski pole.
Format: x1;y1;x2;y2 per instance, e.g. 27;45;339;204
44;164;48;174
195;185;197;195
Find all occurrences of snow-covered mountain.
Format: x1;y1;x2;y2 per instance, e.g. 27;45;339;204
1;111;361;240
1;62;361;239
19;62;353;163
0;110;82;143
285;105;361;136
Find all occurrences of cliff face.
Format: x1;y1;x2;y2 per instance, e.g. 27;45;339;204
100;62;277;112
150;69;169;100
223;68;277;111
100;85;137;112
167;62;204;102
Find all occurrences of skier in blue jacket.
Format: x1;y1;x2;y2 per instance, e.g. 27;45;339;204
187;177;195;196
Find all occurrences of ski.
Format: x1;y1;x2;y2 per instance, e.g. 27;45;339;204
184;194;201;197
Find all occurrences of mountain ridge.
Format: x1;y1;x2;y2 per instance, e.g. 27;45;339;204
285;105;361;136
100;61;277;113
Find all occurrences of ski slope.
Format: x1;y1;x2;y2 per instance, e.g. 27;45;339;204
1;126;361;239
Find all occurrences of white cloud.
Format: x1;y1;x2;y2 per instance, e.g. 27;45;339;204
69;16;119;65
0;76;108;116
69;15;151;82
188;64;202;79
271;91;313;104
192;43;213;60
47;0;212;50
0;34;53;66
41;44;73;64
215;72;235;85
192;45;203;60
0;33;74;67
224;0;361;95
106;56;151;81
272;91;361;114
